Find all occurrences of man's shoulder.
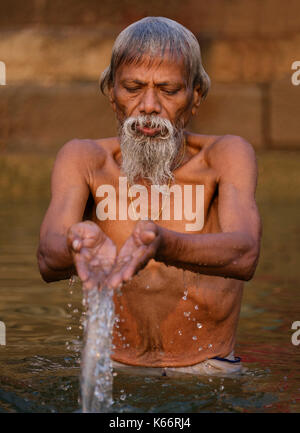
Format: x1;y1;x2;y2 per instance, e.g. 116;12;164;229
205;134;256;170
56;137;119;167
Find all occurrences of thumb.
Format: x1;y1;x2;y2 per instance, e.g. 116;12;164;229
140;230;156;245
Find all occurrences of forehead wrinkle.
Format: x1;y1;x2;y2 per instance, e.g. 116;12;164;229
117;53;189;87
117;42;189;76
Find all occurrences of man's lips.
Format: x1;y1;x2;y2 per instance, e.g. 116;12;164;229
136;125;161;137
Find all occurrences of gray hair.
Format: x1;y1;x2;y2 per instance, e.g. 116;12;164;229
100;17;210;100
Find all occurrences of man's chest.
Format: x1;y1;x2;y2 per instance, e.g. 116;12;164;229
87;153;220;247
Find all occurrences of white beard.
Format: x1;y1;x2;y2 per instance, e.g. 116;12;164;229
119;115;184;186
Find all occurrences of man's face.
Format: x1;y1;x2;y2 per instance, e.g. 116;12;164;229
109;54;200;130
108;54;201;186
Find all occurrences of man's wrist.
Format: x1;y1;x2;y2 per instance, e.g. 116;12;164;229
156;226;173;262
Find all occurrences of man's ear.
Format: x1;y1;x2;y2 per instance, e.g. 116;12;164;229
108;86;116;112
191;84;202;115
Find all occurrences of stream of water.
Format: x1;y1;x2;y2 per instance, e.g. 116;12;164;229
80;285;115;413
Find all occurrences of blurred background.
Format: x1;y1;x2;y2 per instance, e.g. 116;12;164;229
0;0;299;413
1;0;300;153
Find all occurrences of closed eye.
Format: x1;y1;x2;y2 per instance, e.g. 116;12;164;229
160;87;181;95
124;86;141;93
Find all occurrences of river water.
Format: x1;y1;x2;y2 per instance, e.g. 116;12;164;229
0;151;299;412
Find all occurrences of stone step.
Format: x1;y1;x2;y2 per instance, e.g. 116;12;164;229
0;28;299;85
0;83;116;153
0;0;300;37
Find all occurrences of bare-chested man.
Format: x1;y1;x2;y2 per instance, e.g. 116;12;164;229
37;17;262;375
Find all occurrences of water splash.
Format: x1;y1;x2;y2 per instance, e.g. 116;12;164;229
80;286;115;413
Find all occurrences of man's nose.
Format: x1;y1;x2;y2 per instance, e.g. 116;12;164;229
138;88;161;115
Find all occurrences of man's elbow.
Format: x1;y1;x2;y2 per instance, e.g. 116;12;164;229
238;244;260;281
37;248;62;283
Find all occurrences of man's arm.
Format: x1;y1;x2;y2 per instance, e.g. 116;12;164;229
37;139;94;282
157;135;262;281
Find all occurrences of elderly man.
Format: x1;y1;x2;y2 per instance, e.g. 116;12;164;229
37;17;261;375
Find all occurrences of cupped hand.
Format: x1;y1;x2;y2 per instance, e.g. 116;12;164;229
67;221;117;290
105;220;161;290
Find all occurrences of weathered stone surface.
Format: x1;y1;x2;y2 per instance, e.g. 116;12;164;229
0;29;114;84
190;83;263;148
208;34;300;83
0;84;116;152
1;28;299;85
1;0;300;36
270;77;300;148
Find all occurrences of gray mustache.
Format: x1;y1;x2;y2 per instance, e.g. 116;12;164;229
123;115;174;139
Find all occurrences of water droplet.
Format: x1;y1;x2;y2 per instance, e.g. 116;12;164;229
208;344;213;349
197;323;203;329
182;296;187;301
198;346;203;351
194;305;199;310
67;326;72;331
183;311;191;317
178;330;182;335
192;336;197;341
220;385;224;391
120;394;126;401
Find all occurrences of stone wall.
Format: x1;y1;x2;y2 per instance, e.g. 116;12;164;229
0;0;300;152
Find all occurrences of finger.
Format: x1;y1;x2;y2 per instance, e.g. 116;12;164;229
74;254;90;283
73;238;83;251
140;230;156;245
106;255;141;288
101;258;116;276
106;272;123;290
122;246;154;280
80;247;93;261
105;257;130;288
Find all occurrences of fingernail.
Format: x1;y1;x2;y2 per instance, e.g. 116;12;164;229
73;239;80;250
